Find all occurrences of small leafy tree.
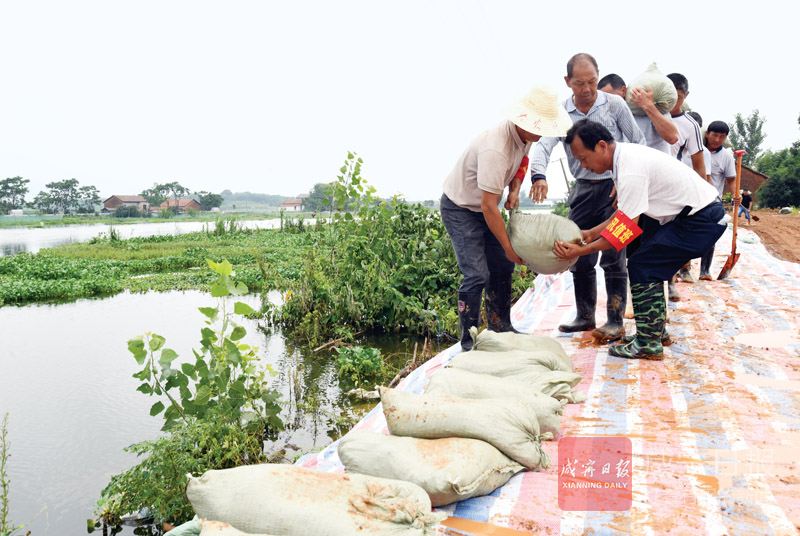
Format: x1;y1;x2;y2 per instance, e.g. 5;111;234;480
90;260;284;530
0;177;29;213
728;110;767;168
113;205;140;218
756;141;800;208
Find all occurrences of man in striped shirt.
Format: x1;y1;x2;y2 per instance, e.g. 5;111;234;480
667;73;707;291
530;53;645;343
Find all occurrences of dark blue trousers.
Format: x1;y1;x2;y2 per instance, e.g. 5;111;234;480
440;194;514;293
568;180;627;274
627;202;726;284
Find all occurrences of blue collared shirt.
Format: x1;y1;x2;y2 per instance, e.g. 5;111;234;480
530;92;645;182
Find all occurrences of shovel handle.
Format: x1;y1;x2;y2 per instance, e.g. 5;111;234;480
731;150;746;251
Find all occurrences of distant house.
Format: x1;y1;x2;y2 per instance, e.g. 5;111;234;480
736;165;769;195
103;195;149;213
159;198;202;213
279;199;303;212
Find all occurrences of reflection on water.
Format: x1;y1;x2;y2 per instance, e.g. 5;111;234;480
0;219;289;257
0;290;406;534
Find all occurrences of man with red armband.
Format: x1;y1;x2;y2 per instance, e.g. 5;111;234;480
552;119;725;360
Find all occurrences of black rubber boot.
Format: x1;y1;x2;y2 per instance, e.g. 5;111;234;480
699;246;714;280
609;282;666;360
559;271;597;333
678;262;695;283
484;273;521;333
592;271;626;342
458;291;483;351
668;274;681;302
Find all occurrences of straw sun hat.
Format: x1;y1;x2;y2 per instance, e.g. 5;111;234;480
505;85;572;137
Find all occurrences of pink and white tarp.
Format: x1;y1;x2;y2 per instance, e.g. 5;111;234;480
297;226;800;535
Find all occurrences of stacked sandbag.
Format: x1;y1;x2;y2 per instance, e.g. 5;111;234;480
380;387;551;470
186;464;446;536
423;368;565;435
469;327;573;371
449;349;569;376
199;519;274;536
508;369;587;403
338;431;524;506
625;62;678;115
507;211;583;274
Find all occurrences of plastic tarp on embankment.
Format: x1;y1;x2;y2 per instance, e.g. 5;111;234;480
297;226;800;535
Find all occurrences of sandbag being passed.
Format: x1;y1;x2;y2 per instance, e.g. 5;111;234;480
338;431;524;506
625;62;678;116
380;386;551;470
186;464;445;536
507;210;583;274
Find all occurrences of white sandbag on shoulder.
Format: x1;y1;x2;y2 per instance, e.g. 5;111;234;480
507;211;582;274
380;387;551;470
338;431;524;506
625;62;678;115
449;349;568;375
186;464;446;536
469;327;573;372
423;368;565;435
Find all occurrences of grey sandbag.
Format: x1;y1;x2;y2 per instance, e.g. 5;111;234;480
186;464;446;536
507;210;582;274
449;349;569;375
423;368;565;434
199;520;275;536
504;369;586;403
338;431;524;506
380;386;551;470
625;62;678;116
469;327;573;371
166;517;201;536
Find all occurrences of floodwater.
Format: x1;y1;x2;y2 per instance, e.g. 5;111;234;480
0;218;292;257
0;290;414;535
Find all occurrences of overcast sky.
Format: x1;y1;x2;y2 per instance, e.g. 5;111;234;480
1;0;796;203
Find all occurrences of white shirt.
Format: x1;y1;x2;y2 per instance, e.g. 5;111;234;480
670;113;704;166
706;146;737;196
612;143;720;225
442;121;532;212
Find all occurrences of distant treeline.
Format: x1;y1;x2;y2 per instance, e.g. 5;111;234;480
219;190;290;208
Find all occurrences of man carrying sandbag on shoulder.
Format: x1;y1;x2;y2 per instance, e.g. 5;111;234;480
553;119;726;360
530;53;645;344
441;85;572;352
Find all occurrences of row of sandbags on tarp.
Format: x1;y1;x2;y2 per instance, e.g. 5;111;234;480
337;328;584;508
167;329;583;536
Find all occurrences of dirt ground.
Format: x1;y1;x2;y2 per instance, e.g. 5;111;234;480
741;209;800;264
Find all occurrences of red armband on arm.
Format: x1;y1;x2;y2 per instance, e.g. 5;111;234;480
600;210;642;251
513;155;529;182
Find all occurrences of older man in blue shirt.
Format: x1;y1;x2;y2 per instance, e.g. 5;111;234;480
530;53;645;343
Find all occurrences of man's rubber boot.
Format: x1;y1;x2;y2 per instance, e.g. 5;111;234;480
458;291;483;352
699;247;714;281
559;271;597;333
609;282;666;360
484;273;521;333
592;271;626;342
668;274;681;302
678;262;695;283
621;329;672;346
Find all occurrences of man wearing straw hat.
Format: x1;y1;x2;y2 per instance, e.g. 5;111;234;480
441;85;572;351
530;53;646;344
